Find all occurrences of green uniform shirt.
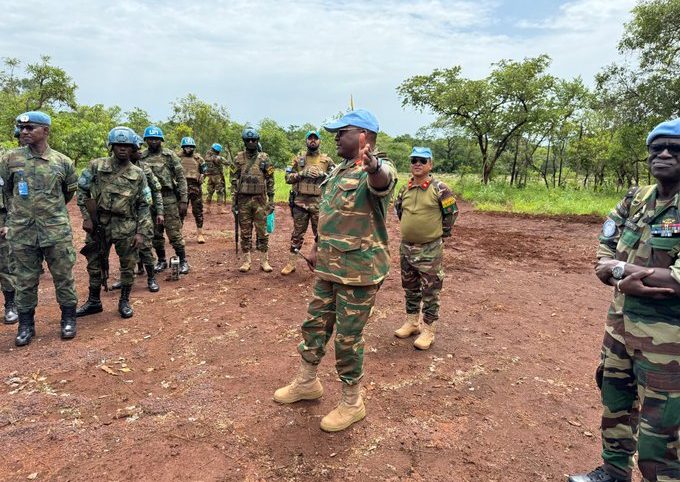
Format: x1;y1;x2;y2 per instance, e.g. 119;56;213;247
0;146;77;247
315;155;397;286
140;147;188;204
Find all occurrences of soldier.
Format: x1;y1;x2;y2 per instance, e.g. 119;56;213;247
0;111;78;346
75;127;153;319
178;137;207;244
140;126;189;275
274;109;397;432
569;118;680;482
205;143;230;214
0;178;18;324
231;127;275;273
393;147;458;350
281;130;334;275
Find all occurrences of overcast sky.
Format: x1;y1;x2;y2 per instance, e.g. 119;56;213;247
0;0;636;135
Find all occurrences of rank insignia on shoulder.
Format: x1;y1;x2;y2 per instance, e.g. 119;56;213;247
602;218;617;238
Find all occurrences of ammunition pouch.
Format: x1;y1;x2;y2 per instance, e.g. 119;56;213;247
239;175;266;195
297;177;323;196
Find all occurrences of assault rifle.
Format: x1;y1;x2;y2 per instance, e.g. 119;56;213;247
79;198;109;291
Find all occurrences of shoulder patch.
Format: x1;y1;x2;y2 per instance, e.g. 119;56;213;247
602;218;617;238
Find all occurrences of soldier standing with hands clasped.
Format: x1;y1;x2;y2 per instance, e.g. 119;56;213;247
178;136;207;244
393;147;458;350
274;109;397;432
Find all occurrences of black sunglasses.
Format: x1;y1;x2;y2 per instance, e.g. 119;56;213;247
17;124;38;132
410;157;429;165
649;142;680;156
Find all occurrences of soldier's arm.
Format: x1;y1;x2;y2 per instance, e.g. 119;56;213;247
437;181;458;238
596;188;637;260
145;166;164;216
393;185;405;220
230;157;240;196
264;156;275;203
285;157;299;184
135;176;153;239
170;152;188;203
62;158;78;204
0;155;10;206
367;158;397;198
76;163;94;221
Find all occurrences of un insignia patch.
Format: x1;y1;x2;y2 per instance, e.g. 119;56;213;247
602;218;617;237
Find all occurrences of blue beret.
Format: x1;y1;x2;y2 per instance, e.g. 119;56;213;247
16;111;51;126
305;130;320;139
647;118;680;145
410;146;433;159
323;109;379;133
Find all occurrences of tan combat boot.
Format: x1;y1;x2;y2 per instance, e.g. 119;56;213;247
197;228;206;244
280;252;297;275
273;359;324;404
394;313;420;338
320;383;365;432
239;252;251;272
414;322;435;350
261;251;273;272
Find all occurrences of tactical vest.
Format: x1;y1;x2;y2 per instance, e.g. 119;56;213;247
296;154;332;196
205;152;222;176
180;154;201;181
91;158;143;219
238;152;267;195
142;149;177;192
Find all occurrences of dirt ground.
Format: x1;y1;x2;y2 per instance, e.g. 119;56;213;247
0;201;631;481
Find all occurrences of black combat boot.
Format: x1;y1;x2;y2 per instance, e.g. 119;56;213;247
60;305;77;340
110;280;122;290
145;264;160;292
176;247;190;275
154;248;167;272
118;285;133;318
568;466;627;482
76;287;103;317
3;290;18;324
136;261;145;275
15;309;35;347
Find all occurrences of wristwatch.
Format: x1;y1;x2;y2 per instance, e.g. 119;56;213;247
611;261;626;280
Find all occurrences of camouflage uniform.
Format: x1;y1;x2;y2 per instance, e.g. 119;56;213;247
179;152;206;228
298;154;397;385
0;146;78;312
0;187;15;294
596;185;680;481
231;150;275;253
205;150;230;206
140;147;187;261
135;160;163;268
394;176;458;324
285;151;335;252
77;157;153;289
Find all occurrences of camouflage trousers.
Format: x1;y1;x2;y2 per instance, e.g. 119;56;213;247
206;175;226;204
182;180;203;229
153;196;185;256
400;239;444;324
600;330;680;481
0;238;15;293
238;194;268;253
297;278;380;385
289;202;319;253
11;242;77;312
84;229;138;290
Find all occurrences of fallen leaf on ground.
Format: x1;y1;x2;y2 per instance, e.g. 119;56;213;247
99;365;118;376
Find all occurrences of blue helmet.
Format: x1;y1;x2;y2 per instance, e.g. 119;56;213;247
13;126;19;138
211;143;222;152
242;127;260;140
108;126;137;146
133;134;143;149
143;125;164;140
181;136;196;147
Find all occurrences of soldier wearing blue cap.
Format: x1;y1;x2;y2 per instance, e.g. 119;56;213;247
274;109;398;432
0;111;79;346
204;143;231;214
281;129;335;275
393;147;458;350
569;118;680;482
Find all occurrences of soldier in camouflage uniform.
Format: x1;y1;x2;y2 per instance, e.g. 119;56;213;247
274;109;397;432
140;126;190;275
569;118;680;482
0;177;18;324
178;137;207;244
75;127;153;319
0;111;78;347
281;130;335;275
393;147;458;350
205;143;230;214
231;127;275;273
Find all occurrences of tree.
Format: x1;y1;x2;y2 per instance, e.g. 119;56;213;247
398;55;556;183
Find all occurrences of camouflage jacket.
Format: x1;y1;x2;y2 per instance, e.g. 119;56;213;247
394;175;459;241
78;157;153;240
230;151;274;200
134;160;163;215
140;147;188;203
598;184;680;356
178;152;206;182
0;146;77;247
204;150;231;177
286;151;335;207
315;153;397;286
